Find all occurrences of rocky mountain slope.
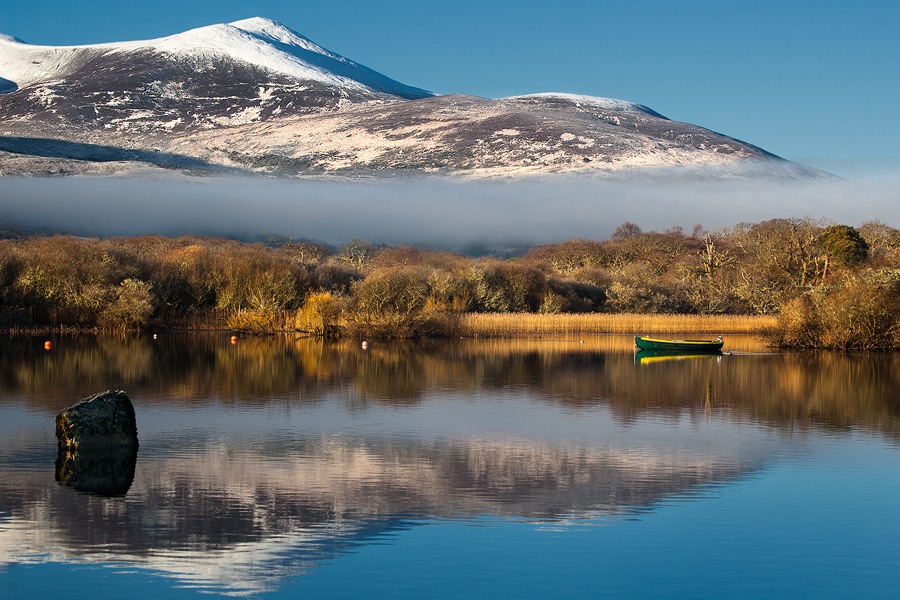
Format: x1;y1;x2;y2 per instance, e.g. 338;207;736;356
0;18;821;179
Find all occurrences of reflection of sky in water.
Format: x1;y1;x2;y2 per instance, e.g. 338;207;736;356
2;335;900;597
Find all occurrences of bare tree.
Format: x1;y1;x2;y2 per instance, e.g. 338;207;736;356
338;238;374;269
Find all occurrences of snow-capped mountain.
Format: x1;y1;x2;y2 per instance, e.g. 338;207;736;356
0;17;431;132
0;18;824;179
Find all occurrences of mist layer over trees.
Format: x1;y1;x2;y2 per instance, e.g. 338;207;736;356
2;174;898;246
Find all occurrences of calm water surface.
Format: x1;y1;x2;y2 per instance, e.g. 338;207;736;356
1;334;899;598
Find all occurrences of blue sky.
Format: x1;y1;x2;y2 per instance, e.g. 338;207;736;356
2;0;899;171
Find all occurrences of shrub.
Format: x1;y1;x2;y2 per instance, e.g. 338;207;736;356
767;273;900;350
370;245;423;268
10;236;129;323
311;262;362;294
0;241;23;305
298;292;343;336
525;239;608;275
98;279;156;330
571;265;612;288
344;268;455;338
604;263;693;314
538;291;566;314
465;262;546;313
766;294;822;349
544;278;606;313
148;243;217;310
213;246;307;312
817;278;900;350
427;270;472;312
606;278;694;314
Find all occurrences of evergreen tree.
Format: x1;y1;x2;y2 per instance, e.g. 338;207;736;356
821;225;868;268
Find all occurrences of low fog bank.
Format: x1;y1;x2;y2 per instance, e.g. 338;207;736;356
792;158;900;183
0;173;897;248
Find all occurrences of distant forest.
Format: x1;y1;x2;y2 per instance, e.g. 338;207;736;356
1;218;898;349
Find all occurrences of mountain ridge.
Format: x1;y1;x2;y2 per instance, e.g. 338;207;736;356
0;18;827;180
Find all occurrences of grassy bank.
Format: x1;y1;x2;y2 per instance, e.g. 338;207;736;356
459;313;776;337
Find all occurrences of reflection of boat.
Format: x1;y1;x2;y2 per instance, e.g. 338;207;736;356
634;336;724;352
635;350;723;365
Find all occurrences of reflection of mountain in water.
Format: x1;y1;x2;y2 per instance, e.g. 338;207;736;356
1;424;762;594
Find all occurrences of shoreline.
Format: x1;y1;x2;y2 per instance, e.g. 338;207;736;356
1;312;777;337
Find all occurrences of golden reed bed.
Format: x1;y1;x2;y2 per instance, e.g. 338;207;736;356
459;313;777;337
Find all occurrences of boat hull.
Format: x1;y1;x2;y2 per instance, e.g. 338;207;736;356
634;336;724;352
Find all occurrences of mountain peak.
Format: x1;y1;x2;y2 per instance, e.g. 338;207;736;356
0;18;432;100
135;18;430;99
227;17;316;47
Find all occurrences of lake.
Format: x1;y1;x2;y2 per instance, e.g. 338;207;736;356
1;333;899;598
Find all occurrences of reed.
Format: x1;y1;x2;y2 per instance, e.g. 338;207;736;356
459;313;777;337
4;324;86;337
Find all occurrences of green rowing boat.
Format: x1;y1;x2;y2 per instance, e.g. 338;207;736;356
634;336;724;352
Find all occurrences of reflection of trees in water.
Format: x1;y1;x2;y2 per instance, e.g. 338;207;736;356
1;334;899;435
612;353;900;435
0;335;155;401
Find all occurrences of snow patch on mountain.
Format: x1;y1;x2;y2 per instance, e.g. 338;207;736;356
509;93;664;117
0;17;431;99
0;37;88;92
229;17;337;56
151;18;431;97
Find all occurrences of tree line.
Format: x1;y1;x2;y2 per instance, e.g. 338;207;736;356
0;218;898;348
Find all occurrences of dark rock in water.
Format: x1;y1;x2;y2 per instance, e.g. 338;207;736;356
56;390;139;452
56;445;137;496
55;390;139;496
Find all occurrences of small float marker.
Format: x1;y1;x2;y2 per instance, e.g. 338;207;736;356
152;334;157;339
361;341;368;349
231;336;238;345
44;341;52;350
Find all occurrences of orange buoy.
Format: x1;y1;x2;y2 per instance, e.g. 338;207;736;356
231;336;238;345
361;341;368;349
44;341;52;350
